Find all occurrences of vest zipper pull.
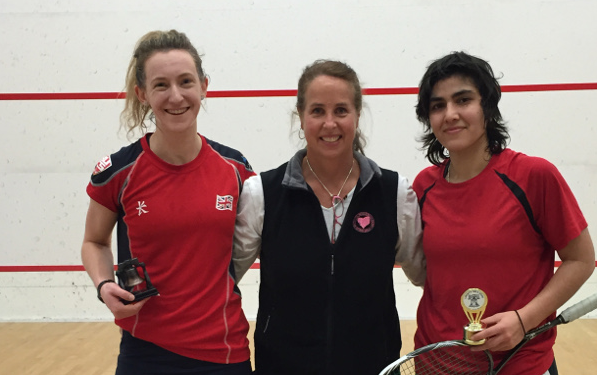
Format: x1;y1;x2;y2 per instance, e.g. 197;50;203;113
331;254;334;275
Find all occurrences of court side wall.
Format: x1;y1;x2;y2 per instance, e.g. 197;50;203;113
0;1;596;321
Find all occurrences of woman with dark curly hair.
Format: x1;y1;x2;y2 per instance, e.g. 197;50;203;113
412;51;594;375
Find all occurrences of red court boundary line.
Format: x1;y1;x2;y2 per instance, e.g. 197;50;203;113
0;264;259;272
1;83;596;101
2;261;595;272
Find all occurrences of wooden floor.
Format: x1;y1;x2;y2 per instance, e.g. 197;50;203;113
1;320;596;374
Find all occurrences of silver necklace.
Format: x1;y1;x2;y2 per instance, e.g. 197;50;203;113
305;156;355;202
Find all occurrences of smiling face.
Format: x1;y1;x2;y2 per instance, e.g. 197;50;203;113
135;49;207;135
299;75;359;161
429;75;488;157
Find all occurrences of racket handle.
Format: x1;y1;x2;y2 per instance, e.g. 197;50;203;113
560;293;597;323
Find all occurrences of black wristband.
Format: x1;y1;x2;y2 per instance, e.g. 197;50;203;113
97;279;116;303
514;310;527;335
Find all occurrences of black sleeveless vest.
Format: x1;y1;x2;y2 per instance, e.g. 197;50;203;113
254;162;402;375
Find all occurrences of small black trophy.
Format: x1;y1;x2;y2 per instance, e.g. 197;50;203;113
116;258;159;305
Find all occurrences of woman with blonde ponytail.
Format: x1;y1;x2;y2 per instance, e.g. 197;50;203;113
81;30;254;375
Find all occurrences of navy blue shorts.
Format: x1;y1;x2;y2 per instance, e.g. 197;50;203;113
547;358;558;375
115;330;252;375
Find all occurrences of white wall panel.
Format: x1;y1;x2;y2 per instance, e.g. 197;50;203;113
0;0;596;321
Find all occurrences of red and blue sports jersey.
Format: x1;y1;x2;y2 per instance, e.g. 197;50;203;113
87;133;255;364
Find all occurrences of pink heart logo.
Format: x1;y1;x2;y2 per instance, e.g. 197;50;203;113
357;216;370;228
353;212;375;233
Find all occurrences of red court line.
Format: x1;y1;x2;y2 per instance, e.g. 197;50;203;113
0;265;117;272
500;83;597;92
361;87;420;95
0;92;127;100
2;261;595;273
0;264;259;272
207;89;296;97
1;83;596;101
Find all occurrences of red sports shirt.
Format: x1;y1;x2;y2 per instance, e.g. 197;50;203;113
87;133;255;364
413;149;587;375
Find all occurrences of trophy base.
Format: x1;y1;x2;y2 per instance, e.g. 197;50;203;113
122;287;159;305
463;324;486;345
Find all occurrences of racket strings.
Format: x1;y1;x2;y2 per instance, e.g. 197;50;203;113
391;345;492;375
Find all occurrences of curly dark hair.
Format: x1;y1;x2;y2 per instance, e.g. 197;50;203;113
416;51;509;165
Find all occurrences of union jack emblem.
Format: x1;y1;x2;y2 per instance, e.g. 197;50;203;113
216;195;234;211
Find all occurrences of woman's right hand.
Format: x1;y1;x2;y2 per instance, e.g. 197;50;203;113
100;281;150;319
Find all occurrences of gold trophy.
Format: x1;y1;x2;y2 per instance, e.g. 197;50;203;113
461;288;488;345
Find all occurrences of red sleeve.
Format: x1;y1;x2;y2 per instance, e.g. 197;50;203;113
526;157;587;250
413;164;442;200
237;163;256;182
86;159;130;213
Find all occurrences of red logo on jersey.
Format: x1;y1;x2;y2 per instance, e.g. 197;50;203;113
92;155;112;175
216;195;234;211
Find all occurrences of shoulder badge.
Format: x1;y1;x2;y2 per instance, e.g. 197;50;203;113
92;155;112;175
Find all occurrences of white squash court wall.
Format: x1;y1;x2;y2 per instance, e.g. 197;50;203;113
1;0;596;321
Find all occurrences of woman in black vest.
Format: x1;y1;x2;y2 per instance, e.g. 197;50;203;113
233;60;426;375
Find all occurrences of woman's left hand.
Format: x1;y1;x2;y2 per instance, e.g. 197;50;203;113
469;311;525;352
